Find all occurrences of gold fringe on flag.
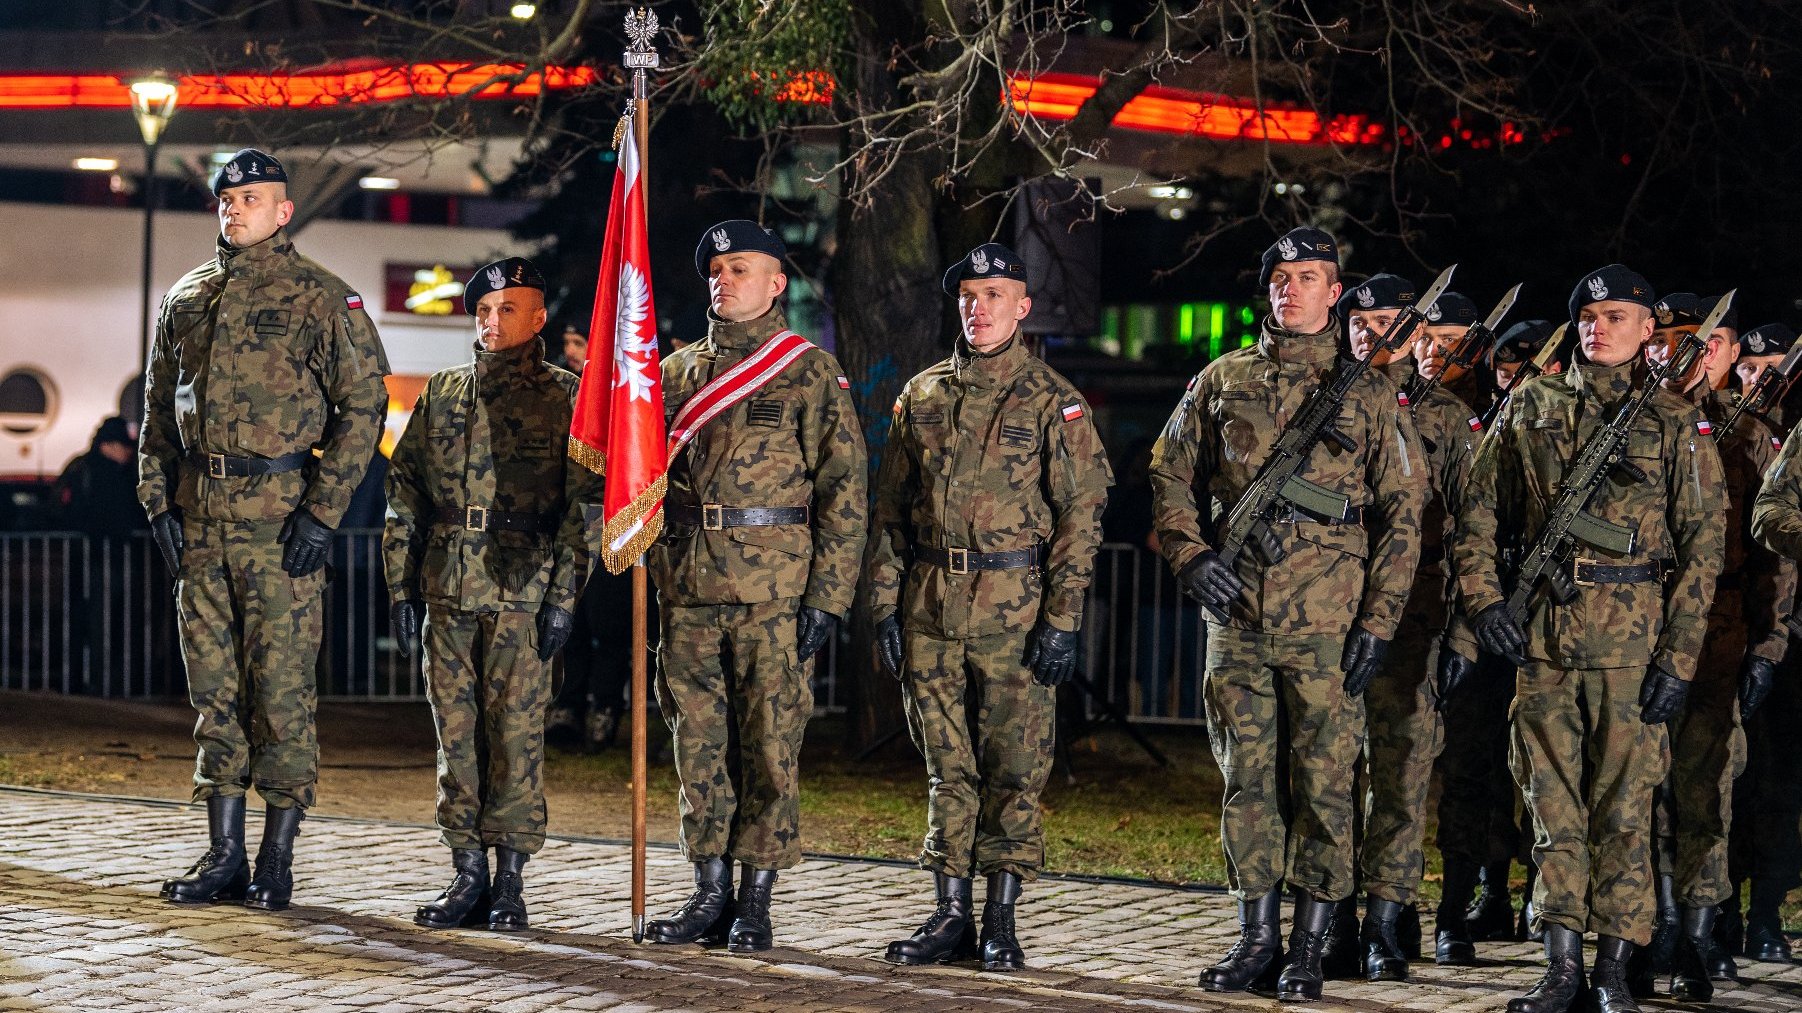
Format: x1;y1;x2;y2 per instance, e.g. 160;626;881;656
567;435;607;478
598;472;666;574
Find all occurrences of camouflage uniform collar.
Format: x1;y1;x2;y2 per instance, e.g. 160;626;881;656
214;226;294;269
1571;358;1639;403
473;335;548;383
1378;359;1418;386
705;304;788;352
1257;316;1340;365
952;335;1027;389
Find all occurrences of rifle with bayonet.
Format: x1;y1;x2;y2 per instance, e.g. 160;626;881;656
1479;322;1574;431
1500;291;1732;623
1717;341;1802;442
1202;264;1457;623
1406;283;1520;412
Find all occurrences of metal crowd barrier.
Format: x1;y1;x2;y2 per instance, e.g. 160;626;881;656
0;533;1205;723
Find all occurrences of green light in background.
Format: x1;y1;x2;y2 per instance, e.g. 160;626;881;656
1178;304;1197;346
1240;306;1255;325
1208;303;1226;360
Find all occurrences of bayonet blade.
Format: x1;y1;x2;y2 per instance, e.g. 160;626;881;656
1532;323;1571;373
1696;290;1737;342
1482;283;1522;333
1414;264;1458;319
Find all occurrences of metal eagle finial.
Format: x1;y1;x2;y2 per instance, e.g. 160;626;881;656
624;7;660;69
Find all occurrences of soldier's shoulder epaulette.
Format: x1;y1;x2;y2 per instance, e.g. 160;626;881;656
1512;370;1571;405
166;260;221;300
543;360;581;393
286;254;371;315
1650;386;1701;423
427;361;475;392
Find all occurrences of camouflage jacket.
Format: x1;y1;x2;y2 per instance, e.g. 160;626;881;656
383;337;597;614
1384;360;1479;630
1451;359;1725;679
1696;387;1794;661
868;336;1112;637
138;228;390;526
647;307;867;617
1148;318;1428;640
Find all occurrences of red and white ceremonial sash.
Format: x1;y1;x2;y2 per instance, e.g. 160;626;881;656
666;329;814;460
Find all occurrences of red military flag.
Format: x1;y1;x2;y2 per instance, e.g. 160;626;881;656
569;107;665;574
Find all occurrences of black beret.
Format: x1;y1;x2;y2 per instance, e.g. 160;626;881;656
1652;292;1705;329
95;416;132;445
1740;323;1798;358
1426;291;1479;327
1259;226;1339;286
1335;273;1415;321
211;148;287;195
463;257;546;315
942;242;1029;295
695;219;787;278
1492;319;1555;365
1568;264;1655;321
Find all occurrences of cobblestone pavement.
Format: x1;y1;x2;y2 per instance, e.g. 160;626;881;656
2;788;1798;1012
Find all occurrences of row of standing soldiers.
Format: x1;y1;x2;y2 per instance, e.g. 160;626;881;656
136;147;1801;1007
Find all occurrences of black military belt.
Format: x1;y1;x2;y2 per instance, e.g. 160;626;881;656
434;506;558;535
197;450;310;479
917;544;1042;575
1276;504;1366;526
666;503;810;530
1569;559;1662;585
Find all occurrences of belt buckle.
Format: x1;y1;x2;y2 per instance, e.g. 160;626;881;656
702;504;725;531
1572;557;1600;587
465;506;487;532
947;547;970;575
207;452;227;479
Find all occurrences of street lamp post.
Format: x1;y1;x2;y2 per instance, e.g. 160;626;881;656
129;75;178;369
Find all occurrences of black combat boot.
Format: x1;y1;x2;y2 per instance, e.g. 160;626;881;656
1277;893;1337;1002
414;849;491;928
1435;857;1479;965
1715;887;1744;956
162;795;250;904
1362;897;1410;982
1468;861;1515;941
980;871;1025;972
487;847;529;931
1742;880;1792;964
1396;902;1422;959
1591;935;1642;1013
1506;924;1585;1013
1627;873;1676;996
728;867;777;953
645;858;734;945
1200;887;1283;992
243;804;303;911
1670;905;1716;1002
885;873;975;965
1319;896;1361;979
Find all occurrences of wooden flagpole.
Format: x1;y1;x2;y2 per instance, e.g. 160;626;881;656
624;6;658;945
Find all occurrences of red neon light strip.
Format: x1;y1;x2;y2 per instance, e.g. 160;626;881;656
1005;72;1383;146
0;63;596;110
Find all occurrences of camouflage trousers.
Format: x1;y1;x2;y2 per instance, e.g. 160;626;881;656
655;597;812;871
1204;625;1364;903
1652;623;1746;908
1511;661;1669;944
1359;607;1445;904
175;517;322;810
900;627;1055;881
1436;652;1524;866
1731;651;1802;893
423;607;551;854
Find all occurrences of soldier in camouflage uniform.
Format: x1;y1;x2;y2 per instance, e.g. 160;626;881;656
1326;276;1478;982
644;220;867;954
1629;294;1794;1000
1450;264;1725;1013
871;242;1112;973
1732;322;1802;968
1150;227;1427;1002
384;258;596;932
138;149;389;912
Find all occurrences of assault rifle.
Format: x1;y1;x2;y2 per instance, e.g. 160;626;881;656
1501;291;1732;622
1479;322;1573;431
1202;264;1456;623
1405;283;1520;411
1717;341;1802;442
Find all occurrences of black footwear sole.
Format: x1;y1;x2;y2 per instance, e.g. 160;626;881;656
982;959;1023;972
727;939;773;953
164;884;249;905
487;918;528;932
1277;988;1323;1003
243;896;291;912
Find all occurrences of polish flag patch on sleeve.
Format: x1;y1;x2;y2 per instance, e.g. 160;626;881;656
345;293;364;310
1061;403;1085;422
836;375;850;389
1696;419;1713;436
1468;416;1483;432
1774;436;1783;451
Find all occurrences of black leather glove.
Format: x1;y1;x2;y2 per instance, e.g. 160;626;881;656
1023;624;1079;687
1340;625;1389;697
391;599;423;659
1739;655;1777;718
1471;603;1527;665
1177;550;1244;608
876;614;903;680
796;606;836;663
278;508;333;578
536;604;575;661
1436;649;1477;709
1639;665;1690;724
150;510;184;573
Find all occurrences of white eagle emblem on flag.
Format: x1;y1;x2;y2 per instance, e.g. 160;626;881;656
971;249;990;274
1587;275;1609;301
1276;236;1298;260
1356;286;1374;308
612;263;658;403
711;228;730;251
485;265;505;289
